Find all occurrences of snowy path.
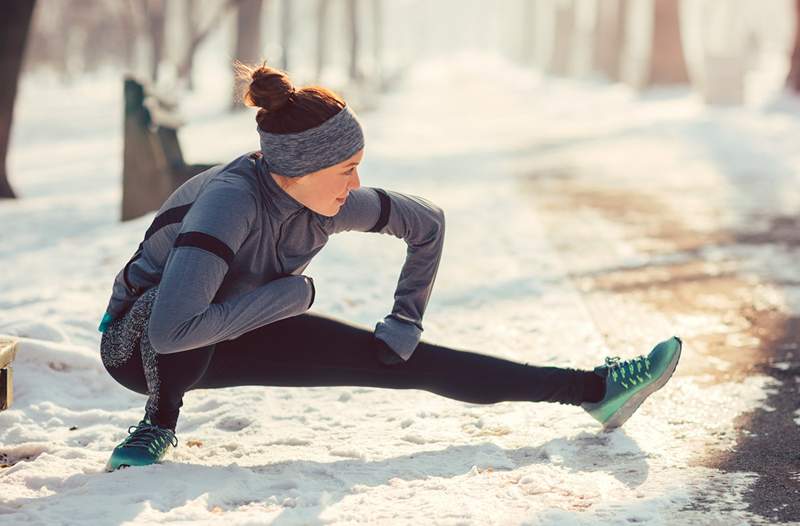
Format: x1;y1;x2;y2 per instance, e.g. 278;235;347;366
1;56;798;525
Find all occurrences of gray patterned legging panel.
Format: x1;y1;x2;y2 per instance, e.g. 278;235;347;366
100;287;596;431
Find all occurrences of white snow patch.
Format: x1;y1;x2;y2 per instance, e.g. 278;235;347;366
1;46;794;523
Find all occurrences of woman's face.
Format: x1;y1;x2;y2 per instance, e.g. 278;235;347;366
271;148;364;217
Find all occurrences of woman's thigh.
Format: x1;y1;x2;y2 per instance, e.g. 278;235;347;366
195;311;417;389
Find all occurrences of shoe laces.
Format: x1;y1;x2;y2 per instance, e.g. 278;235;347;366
122;419;179;453
604;355;652;389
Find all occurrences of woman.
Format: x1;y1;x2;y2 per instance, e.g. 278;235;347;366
98;62;682;472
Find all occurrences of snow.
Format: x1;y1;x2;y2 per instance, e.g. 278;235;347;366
1;51;798;524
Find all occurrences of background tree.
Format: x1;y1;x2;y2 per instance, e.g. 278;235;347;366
144;0;167;82
177;0;242;91
0;0;36;199
315;0;331;80
372;0;384;87
232;0;264;108
649;0;689;85
348;0;363;81
280;0;293;71
519;0;537;66
548;0;575;76
788;0;800;91
621;0;688;89
593;0;628;81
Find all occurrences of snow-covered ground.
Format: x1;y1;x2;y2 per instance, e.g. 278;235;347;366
1;53;799;524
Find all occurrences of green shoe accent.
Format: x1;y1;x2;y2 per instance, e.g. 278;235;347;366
105;417;178;472
582;336;682;430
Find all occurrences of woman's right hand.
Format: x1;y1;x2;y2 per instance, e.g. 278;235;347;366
373;336;405;367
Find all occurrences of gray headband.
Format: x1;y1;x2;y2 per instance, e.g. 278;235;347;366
257;105;364;177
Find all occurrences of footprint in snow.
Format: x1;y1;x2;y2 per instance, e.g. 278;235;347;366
215;416;253;432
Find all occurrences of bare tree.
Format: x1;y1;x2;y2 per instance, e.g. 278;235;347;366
26;0;134;79
117;2;137;71
520;0;537;66
177;0;242;90
372;0;383;86
144;0;166;82
182;0;200;90
593;0;627;81
788;0;800;92
232;0;264;108
347;0;362;81
280;0;293;71
315;0;331;80
649;0;688;85
0;0;36;199
621;0;688;89
548;0;575;76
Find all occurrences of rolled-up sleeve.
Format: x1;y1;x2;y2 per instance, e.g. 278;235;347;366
327;186;445;360
148;183;314;354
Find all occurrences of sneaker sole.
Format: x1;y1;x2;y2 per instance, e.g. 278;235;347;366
602;338;683;430
106;464;130;472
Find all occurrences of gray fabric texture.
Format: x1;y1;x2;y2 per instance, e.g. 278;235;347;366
101;152;445;361
257;105;365;177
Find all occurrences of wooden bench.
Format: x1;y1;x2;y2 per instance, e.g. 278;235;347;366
122;76;217;221
0;337;18;411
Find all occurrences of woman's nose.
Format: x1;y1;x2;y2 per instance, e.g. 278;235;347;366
350;170;361;190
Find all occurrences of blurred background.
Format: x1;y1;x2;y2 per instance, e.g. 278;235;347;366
1;0;799;209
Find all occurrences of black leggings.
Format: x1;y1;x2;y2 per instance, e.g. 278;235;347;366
102;305;600;431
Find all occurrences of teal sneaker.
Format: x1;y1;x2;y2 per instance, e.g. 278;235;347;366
582;336;682;430
105;417;178;472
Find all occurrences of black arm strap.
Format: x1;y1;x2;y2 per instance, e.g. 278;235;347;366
368;188;391;233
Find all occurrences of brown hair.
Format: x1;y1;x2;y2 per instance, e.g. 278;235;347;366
234;60;346;134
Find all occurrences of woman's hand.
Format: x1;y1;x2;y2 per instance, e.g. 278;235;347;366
373;336;405;366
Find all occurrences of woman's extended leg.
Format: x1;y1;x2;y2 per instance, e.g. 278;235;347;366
102;293;678;472
103;293;604;431
198;311;605;405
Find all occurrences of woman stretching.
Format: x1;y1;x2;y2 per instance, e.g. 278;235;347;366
98;62;681;471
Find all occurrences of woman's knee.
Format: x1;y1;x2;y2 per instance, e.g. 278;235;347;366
101;324;149;395
102;354;149;395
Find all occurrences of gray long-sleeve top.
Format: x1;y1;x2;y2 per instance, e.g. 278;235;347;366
100;151;445;360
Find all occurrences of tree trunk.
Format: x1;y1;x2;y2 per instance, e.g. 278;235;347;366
183;0;198;91
232;0;263;109
280;0;292;71
177;0;242;90
372;0;383;85
593;0;626;81
118;4;137;72
0;0;36;199
315;0;330;80
788;0;800;91
347;0;361;81
145;0;166;82
548;0;575;76
648;0;689;85
620;0;687;89
520;0;537;66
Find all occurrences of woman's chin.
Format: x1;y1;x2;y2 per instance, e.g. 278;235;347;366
316;203;342;217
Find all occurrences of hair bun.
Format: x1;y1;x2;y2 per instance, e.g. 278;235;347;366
235;61;295;113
